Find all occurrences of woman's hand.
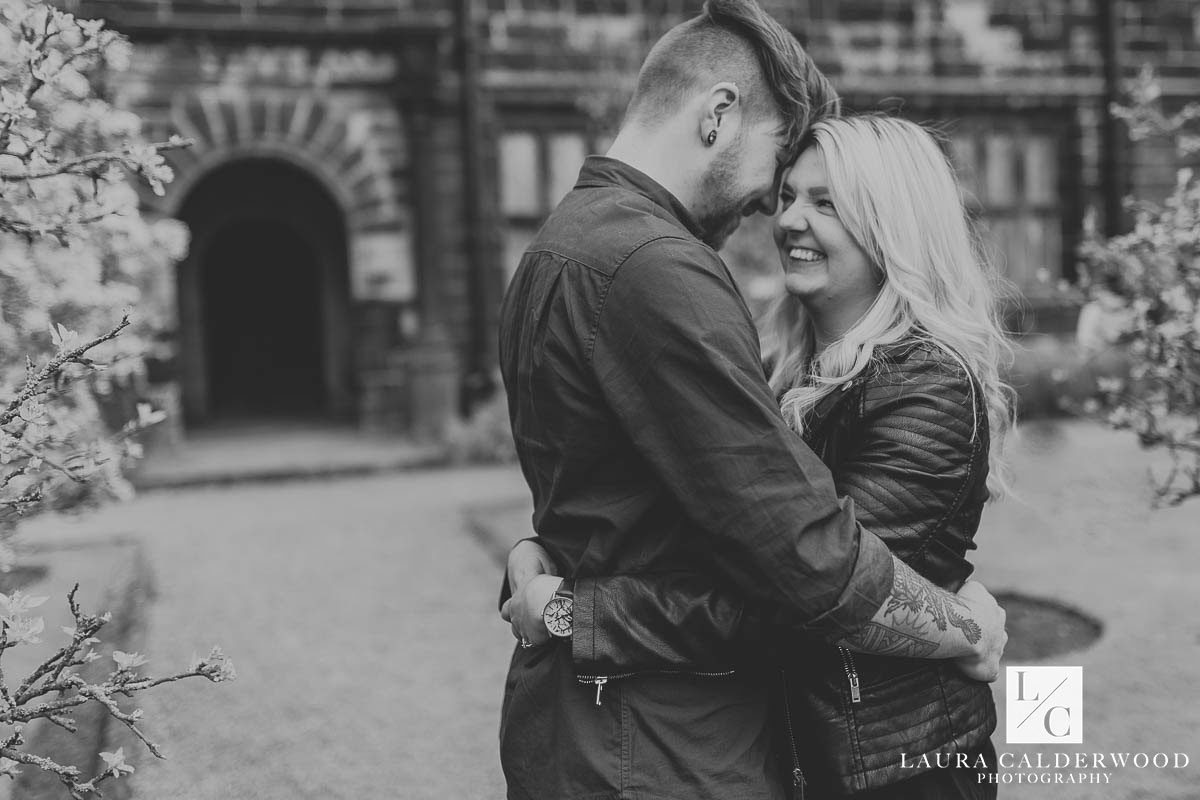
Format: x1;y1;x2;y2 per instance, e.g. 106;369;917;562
501;539;559;646
505;539;557;599
505;574;564;647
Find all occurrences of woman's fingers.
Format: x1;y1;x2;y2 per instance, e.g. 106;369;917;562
507;539;558;596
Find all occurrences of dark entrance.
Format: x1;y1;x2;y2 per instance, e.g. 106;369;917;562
201;218;324;416
176;159;351;425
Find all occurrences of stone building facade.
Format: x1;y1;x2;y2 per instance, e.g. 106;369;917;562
68;0;1200;434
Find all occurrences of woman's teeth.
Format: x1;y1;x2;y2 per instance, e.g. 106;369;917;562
789;248;824;262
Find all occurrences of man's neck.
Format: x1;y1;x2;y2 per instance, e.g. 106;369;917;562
606;126;700;212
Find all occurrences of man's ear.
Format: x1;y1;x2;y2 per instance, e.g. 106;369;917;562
699;81;741;147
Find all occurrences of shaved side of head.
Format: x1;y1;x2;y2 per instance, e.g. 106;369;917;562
624;0;840;158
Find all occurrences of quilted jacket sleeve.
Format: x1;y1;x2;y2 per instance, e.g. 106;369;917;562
832;346;988;588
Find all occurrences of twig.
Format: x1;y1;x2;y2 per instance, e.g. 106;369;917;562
0;314;129;428
0;138;195;182
12;440;86;484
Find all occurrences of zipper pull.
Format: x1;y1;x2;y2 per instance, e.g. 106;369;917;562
792;767;806;799
849;672;861;704
593;677;608;706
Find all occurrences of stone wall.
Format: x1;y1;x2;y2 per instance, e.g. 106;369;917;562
64;0;1200;427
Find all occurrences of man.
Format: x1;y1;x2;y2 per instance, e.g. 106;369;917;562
497;2;1007;798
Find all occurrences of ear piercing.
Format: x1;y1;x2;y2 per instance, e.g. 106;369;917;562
706;130;718;146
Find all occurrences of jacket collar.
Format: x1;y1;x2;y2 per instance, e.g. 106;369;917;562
574;156;707;242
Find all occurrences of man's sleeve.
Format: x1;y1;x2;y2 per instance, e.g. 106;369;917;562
590;239;894;640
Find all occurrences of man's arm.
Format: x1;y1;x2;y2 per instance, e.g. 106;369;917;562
577;241;1003;667
842;562;1004;679
505;550;1005;680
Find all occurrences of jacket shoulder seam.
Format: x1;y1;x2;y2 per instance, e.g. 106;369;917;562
584;234;703;364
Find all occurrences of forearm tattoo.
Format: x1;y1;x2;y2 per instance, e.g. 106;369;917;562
847;621;938;658
842;559;982;657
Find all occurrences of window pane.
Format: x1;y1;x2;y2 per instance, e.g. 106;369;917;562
984;133;1016;206
547;133;588;207
1024;135;1057;205
950;134;983;212
988;217;1024;285
1027;215;1062;290
500;132;541;217
1023;216;1047;289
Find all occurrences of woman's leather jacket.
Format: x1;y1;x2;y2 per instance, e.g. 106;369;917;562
569;339;997;795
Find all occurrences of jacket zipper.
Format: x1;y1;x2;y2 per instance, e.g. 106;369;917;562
779;669;806;800
838;646;862;704
576;668;736;707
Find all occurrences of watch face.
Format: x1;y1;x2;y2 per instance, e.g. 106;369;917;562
543;596;573;638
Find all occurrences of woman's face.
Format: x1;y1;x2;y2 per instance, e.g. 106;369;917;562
773;148;881;314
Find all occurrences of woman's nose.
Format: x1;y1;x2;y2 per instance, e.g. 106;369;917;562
779;204;810;233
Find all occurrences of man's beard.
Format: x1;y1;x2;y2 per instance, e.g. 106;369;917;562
695;153;746;250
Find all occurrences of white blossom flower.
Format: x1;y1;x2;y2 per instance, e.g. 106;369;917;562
195;646;237;682
48;321;79;352
112;650;149;670
0;591;49;618
102;36;133;72
99;748;134;777
135;403;167;428
0;87;35;119
3;616;45;645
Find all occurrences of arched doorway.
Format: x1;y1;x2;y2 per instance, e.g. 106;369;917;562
176;158;351;425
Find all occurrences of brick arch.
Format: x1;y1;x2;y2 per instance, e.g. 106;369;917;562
150;91;407;236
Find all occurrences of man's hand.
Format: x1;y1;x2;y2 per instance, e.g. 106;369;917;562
505;574;563;647
953;580;1007;682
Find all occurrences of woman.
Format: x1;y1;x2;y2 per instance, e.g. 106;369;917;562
505;115;1015;799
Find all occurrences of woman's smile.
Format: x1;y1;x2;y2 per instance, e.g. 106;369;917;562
787;246;825;263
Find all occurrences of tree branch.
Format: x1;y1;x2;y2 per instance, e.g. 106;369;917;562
0;314;130;428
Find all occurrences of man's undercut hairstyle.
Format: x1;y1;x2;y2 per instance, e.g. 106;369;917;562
625;0;839;157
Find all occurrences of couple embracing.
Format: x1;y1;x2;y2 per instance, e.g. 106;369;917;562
496;1;1013;798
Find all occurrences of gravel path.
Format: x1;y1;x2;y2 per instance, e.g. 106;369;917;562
15;422;1200;799
23;466;528;799
973;421;1200;800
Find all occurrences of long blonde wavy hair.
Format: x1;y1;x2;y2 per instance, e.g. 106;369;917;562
761;115;1017;498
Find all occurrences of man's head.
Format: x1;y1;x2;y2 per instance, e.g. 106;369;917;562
620;0;840;248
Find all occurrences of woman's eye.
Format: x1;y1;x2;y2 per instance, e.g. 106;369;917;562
816;198;836;212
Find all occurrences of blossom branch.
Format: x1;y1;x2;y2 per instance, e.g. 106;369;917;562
0;138;195;182
0;314;129;429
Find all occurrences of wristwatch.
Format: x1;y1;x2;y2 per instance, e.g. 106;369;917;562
542;579;574;638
